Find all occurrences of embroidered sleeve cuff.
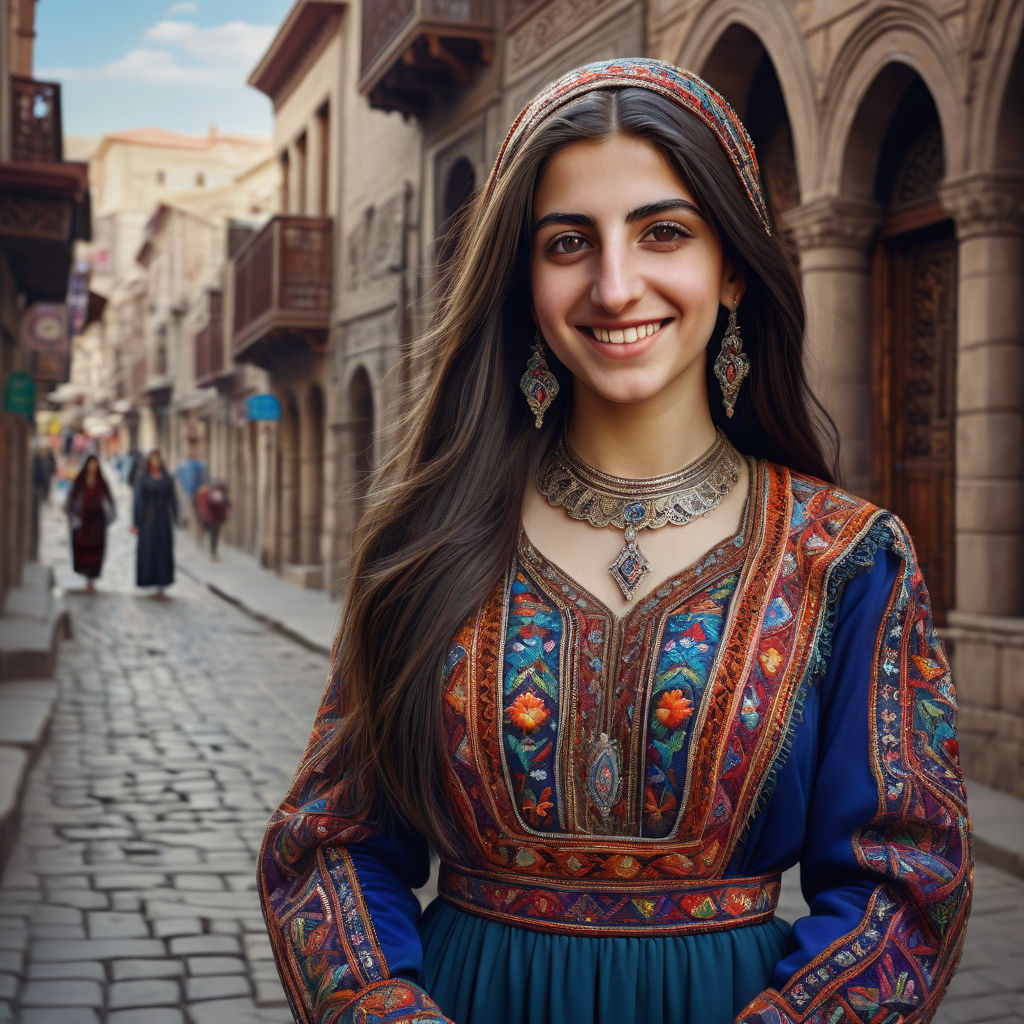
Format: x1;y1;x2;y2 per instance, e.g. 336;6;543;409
329;979;454;1024
735;990;793;1024
735;989;909;1024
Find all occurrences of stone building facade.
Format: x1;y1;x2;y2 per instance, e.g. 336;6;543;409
345;0;1023;792
74;0;1020;793
0;0;88;611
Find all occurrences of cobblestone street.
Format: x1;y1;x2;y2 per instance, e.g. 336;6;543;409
0;490;1021;1022
0;497;329;1023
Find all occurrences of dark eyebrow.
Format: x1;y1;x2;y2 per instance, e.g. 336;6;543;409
533;199;705;235
532;212;594;235
625;199;706;224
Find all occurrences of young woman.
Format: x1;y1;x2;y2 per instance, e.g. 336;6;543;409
130;449;178;598
259;59;971;1024
65;454;115;592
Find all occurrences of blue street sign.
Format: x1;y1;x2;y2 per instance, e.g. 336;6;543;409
246;394;281;421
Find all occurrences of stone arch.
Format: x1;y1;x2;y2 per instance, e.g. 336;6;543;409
837;63;947;202
673;0;817;197
970;0;1024;171
822;9;964;195
437;155;477;267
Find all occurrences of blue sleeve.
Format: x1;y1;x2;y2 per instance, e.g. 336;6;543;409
738;519;972;1023
258;673;453;1024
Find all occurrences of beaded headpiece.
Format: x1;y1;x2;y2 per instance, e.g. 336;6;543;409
487;57;771;235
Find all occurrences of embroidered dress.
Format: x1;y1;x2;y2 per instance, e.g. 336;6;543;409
259;463;971;1024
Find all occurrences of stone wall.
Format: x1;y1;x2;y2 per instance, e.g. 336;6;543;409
948;614;1024;796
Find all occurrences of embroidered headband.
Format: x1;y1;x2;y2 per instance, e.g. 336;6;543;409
487;57;771;235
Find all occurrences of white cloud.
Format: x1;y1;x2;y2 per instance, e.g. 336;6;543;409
37;18;276;89
165;1;199;12
101;46;216;83
143;20;276;74
34;66;83;81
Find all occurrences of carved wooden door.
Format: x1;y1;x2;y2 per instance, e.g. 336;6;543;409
873;225;957;623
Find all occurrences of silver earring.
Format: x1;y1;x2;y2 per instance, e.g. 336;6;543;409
519;330;560;429
713;306;750;418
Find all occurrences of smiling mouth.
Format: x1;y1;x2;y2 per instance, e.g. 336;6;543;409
583;319;668;345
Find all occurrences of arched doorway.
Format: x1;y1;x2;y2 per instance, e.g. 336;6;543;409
300;384;325;565
698;26;801;229
857;69;955;622
279;391;301;565
438;156;477;267
348;367;375;546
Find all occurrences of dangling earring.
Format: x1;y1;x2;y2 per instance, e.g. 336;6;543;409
520;330;560;429
713;305;750;419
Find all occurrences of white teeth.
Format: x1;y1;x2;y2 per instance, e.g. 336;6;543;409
592;321;661;344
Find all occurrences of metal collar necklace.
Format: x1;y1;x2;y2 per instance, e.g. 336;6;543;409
536;428;743;601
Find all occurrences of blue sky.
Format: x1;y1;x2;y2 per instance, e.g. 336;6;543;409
35;0;296;139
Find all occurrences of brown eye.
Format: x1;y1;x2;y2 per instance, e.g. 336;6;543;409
549;233;590;255
644;222;689;244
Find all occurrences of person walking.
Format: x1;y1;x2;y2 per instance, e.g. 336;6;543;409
176;449;206;540
131;449;178;598
64;454;115;593
195;479;230;561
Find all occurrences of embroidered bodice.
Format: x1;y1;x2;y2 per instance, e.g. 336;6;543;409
259;464;972;1024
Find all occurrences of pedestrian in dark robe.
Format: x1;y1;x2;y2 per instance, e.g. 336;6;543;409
65;455;115;593
131;449;178;597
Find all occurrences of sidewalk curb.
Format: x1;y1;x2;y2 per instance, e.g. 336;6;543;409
177;562;332;659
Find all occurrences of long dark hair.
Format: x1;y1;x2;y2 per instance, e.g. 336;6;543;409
326;87;840;853
69;454;111;502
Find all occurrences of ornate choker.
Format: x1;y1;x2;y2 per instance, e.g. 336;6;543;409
537;429;743;601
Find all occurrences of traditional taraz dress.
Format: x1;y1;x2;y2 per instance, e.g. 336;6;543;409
133;472;178;588
68;481;114;580
258;465;971;1024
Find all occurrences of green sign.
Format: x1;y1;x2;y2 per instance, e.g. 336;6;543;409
3;372;35;419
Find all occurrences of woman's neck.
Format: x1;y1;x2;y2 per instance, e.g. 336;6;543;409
564;388;718;479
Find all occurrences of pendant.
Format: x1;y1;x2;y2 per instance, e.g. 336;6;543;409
586;731;621;820
608;505;651;601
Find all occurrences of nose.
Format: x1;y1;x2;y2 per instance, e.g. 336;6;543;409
590;242;643;312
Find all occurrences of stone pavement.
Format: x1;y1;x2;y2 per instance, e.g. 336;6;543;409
0;476;1021;1022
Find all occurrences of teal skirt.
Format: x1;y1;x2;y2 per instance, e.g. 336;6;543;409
419;900;794;1024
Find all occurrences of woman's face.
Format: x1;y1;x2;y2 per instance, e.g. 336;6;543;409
529;132;743;413
148;452;162;473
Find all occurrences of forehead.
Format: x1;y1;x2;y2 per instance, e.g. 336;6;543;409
533;134;693;215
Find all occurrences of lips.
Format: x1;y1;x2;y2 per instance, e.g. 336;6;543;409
586;320;665;345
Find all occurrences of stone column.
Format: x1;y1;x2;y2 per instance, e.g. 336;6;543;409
781;198;881;498
939;173;1024;617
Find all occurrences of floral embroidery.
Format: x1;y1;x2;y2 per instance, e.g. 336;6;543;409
655;689;694;728
509;691;550;732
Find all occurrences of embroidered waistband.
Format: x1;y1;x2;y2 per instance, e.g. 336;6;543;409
438;863;781;937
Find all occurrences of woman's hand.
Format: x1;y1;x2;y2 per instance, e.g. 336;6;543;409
129;526;138;535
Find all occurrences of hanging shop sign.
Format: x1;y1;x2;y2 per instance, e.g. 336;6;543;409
4;372;36;419
246;394;281;421
20;303;70;383
67;262;90;335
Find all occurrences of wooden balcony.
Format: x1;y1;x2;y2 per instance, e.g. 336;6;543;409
0;76;89;302
232;216;332;369
195;289;230;389
359;0;495;117
10;76;63;164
